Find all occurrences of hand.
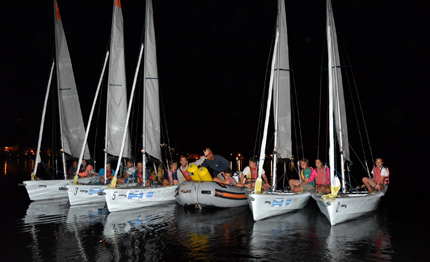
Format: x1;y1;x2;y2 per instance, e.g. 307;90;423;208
203;148;211;157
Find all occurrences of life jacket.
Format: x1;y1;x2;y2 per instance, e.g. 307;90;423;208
300;167;313;181
137;170;144;183
315;166;329;185
179;166;192;181
105;169;113;178
373;166;389;185
248;167;258;183
219;173;234;185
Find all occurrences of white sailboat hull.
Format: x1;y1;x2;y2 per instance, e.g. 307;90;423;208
176;181;248;208
247;191;311;221
67;184;107;206
104;185;178;212
22;178;91;201
311;190;385;226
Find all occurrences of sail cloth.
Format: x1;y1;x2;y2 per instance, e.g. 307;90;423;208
327;0;350;162
272;0;292;159
106;0;131;158
143;0;161;161
54;0;90;159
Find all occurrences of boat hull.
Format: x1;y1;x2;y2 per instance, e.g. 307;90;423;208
311;191;385;226
247;191;311;221
176;181;248;208
22;178;92;201
104;185;178;212
67;184;107;206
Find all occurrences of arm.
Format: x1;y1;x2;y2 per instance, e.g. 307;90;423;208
213;176;227;184
308;169;317;183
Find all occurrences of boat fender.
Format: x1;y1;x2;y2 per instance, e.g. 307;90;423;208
187;164;201;181
197;167;212;181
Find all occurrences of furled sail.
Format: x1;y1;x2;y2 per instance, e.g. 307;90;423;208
272;0;292;159
327;0;350;161
54;0;90;159
106;0;131;158
143;0;161;161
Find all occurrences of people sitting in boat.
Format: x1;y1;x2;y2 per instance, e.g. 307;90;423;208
362;158;388;192
199;148;230;178
214;168;247;187
68;161;78;178
98;164;115;184
162;159;180;186
117;161;137;184
289;158;314;193
240;157;270;190
78;160;95;177
136;162;152;187
308;159;330;194
177;155;192;182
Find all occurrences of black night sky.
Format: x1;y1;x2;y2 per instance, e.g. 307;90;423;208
1;0;428;187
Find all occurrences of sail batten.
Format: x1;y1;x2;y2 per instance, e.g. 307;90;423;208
143;0;161;160
273;0;291;159
54;0;90;160
106;0;131;158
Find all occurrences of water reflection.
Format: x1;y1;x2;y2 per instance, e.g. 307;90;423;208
17;199;394;261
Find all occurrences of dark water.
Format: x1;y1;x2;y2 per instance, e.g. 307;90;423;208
0;158;428;261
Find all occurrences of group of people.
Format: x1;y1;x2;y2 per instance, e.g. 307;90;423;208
68;148;388;193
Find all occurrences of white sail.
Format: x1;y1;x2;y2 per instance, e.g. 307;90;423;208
54;0;90;159
106;0;131;158
273;0;291;159
327;0;350;162
143;0;161;161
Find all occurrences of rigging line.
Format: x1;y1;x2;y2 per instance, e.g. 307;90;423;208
93;72;106;165
159;87;172;163
317;38;326;160
290;62;304;160
254;19;278;159
340;40;373;162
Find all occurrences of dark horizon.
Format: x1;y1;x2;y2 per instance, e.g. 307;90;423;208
2;1;427;174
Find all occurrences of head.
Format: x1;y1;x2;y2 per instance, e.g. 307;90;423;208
169;159;178;171
206;152;214;161
315;159;323;168
73;161;78;168
299;159;309;169
249;157;258;168
126;161;134;168
223;168;232;178
137;162;143;171
179;155;188;167
375;158;384;167
106;164;111;170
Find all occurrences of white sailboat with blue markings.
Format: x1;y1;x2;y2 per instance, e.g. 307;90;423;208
103;0;177;212
311;0;386;226
22;0;91;201
247;0;311;221
67;0;135;206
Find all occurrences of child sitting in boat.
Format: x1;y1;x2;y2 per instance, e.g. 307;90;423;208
240;157;270;190
362;158;389;192
289;158;314;193
214;168;247;187
308;159;330;194
116;161;137;184
98;163;115;184
162;159;180;186
78;160;95;177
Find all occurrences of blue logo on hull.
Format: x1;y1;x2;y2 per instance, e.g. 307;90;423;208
271;198;284;207
128;192;144;199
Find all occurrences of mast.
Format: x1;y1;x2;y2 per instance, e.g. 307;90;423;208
327;0;336;190
32;61;55;179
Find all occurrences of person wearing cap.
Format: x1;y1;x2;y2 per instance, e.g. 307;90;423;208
200;148;230;178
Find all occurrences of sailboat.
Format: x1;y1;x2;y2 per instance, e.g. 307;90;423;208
67;0;134;206
311;0;386;226
247;0;311;221
21;0;92;201
103;0;177;212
